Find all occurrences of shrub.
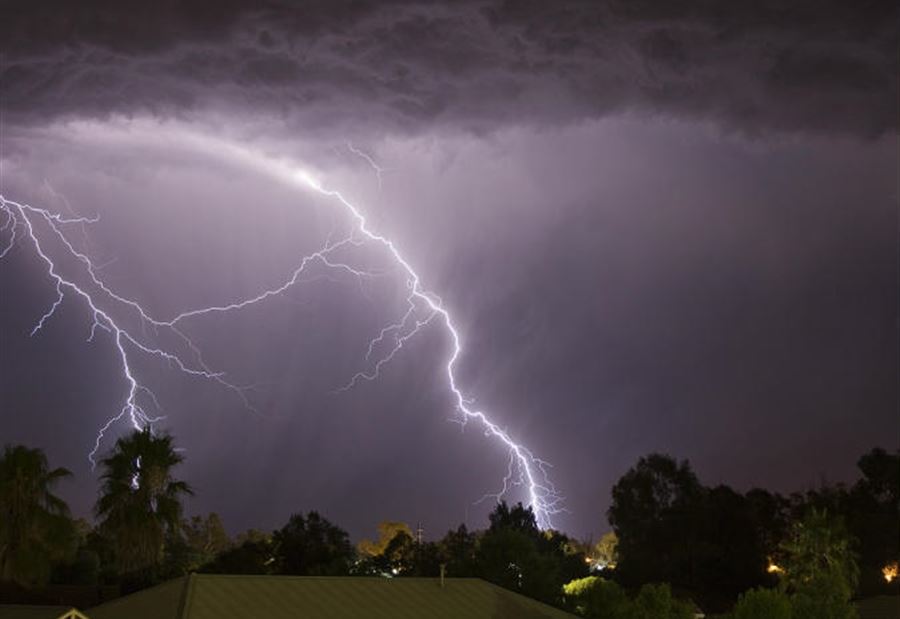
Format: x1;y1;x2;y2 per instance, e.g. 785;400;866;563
732;588;792;619
632;583;694;619
563;576;632;618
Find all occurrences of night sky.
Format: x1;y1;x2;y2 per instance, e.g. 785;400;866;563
0;1;897;542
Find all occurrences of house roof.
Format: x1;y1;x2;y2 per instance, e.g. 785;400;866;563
0;605;72;619
81;578;185;619
87;575;576;619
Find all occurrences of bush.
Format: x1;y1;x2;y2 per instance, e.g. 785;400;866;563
632;583;694;619
563;576;631;618
732;588;792;619
791;585;858;619
563;578;695;619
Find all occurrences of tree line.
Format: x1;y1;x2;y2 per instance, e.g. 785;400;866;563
1;429;897;616
588;449;898;616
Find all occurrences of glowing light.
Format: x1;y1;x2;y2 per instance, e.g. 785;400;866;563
0;127;564;528
884;562;898;583
767;561;784;574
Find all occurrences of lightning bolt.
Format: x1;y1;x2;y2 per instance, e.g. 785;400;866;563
346;142;388;190
0;130;564;528
0;197;256;465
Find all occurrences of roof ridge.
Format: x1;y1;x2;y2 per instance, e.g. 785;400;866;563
191;574;483;581
177;573;197;619
476;577;575;609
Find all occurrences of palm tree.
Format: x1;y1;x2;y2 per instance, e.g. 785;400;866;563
0;445;75;586
95;429;192;575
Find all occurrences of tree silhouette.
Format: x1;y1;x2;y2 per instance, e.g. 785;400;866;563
476;501;585;604
95;429;192;577
608;453;703;587
201;537;273;575
438;524;478;577
272;511;353;576
0;445;75;586
182;513;231;571
849;447;899;594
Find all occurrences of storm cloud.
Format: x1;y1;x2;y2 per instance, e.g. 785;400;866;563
2;0;897;137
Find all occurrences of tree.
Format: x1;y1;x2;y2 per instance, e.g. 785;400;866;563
357;521;412;558
202;537;273;575
0;445;76;586
51;518;101;586
488;501;542;535
562;578;694;619
609;453;786;608
95;429;192;577
438;524;478;577
745;488;791;570
477;502;545;596
547;529;593;587
475;502;582;604
478;526;560;601
693;485;766;598
407;541;442;577
607;454;703;587
730;588;792;619
234;528;269;546
158;525;191;580
563;576;631;619
183;513;231;570
201;527;273;575
272;511;353;575
353;522;443;577
377;531;440;576
593;532;618;570
779;508;859;619
855;448;899;507
847;448;899;594
631;583;694;619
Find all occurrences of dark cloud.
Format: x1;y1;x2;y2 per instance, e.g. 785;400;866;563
1;0;896;136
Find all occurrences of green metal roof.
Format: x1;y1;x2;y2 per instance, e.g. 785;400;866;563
85;578;186;619
88;575;576;619
0;605;71;619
